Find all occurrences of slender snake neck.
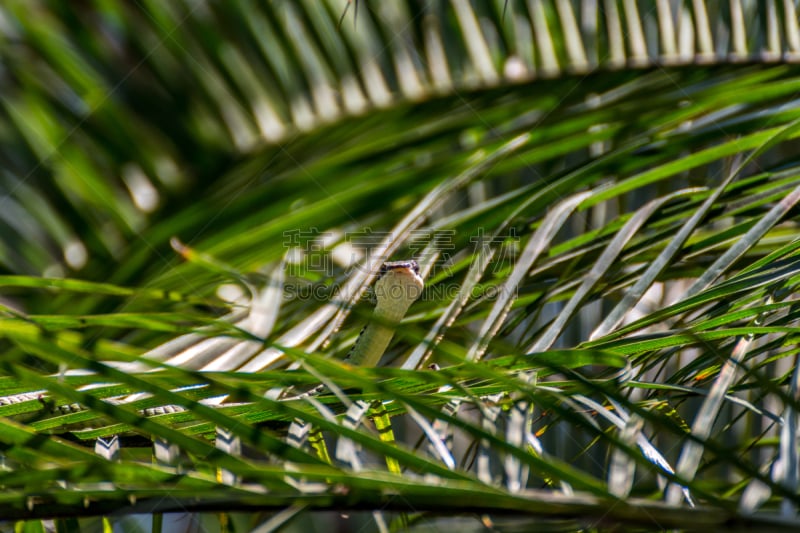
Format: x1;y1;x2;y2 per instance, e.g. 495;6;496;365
344;259;424;368
282;259;424;401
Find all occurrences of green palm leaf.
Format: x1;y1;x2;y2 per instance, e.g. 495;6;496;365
2;1;800;530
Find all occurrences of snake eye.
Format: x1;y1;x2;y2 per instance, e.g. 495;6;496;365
381;259;418;275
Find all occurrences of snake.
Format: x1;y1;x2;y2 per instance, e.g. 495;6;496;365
281;259;424;400
0;259;425;428
344;259;424;367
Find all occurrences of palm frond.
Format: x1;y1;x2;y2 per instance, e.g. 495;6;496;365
3;1;800;530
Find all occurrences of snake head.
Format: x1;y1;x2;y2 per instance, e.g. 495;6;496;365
373;259;424;314
379;259;420;277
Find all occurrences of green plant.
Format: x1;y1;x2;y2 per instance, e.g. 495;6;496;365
1;1;800;531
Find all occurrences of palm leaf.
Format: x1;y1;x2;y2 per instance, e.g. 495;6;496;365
2;1;800;530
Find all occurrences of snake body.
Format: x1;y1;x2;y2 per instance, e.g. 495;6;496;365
0;259;424;427
346;259;424;367
281;259;424;400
